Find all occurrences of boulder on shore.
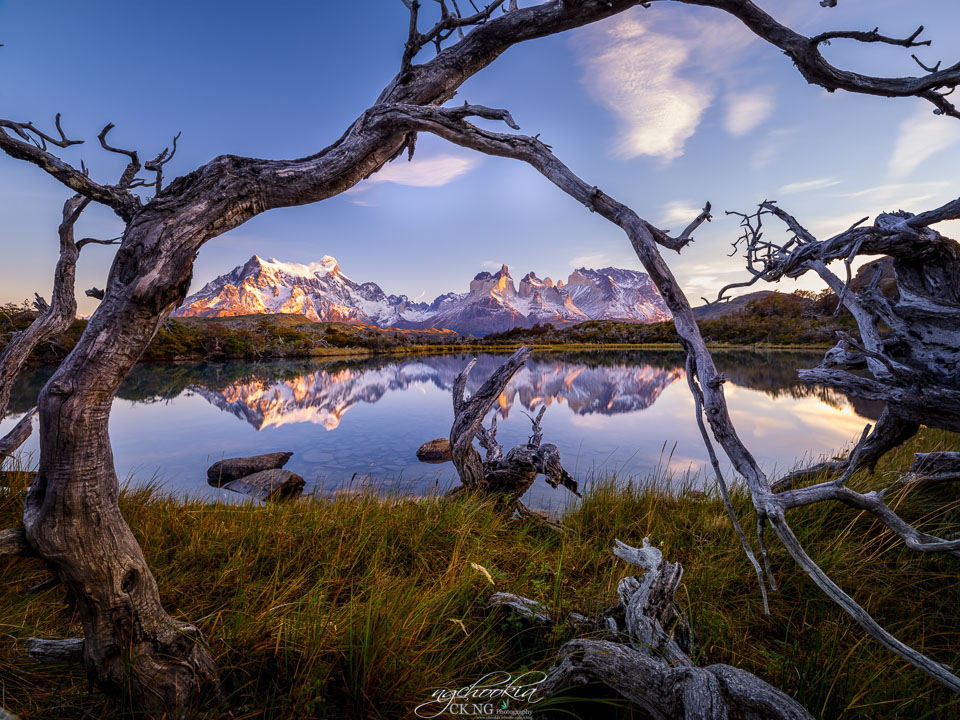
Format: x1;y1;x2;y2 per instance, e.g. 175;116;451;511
207;452;293;486
223;469;305;502
417;438;451;463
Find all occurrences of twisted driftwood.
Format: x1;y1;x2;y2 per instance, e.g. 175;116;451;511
721;200;960;489
447;347;580;526
490;539;812;720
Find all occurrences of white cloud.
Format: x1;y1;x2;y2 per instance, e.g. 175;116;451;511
725;89;775;136
575;10;756;162
888;106;960;176
777;177;840;195
659;200;703;227
359;153;480;189
580;29;710;161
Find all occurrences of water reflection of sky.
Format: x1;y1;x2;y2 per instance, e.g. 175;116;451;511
1;351;875;510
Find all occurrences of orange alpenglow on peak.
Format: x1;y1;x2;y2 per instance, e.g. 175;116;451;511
174;257;671;335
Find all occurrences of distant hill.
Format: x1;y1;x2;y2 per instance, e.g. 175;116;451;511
692;291;775;321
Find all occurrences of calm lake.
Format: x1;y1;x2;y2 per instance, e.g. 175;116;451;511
1;350;879;509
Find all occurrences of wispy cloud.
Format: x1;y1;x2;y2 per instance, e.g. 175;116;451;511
834;181;949;203
805;212;876;241
569;253;608;268
725;89;775;137
659;200;703;227
578;26;709;161
888;106;960;176
777;177;840;195
676;264;749;301
751;127;795;171
355;153;480;189
575;10;762;162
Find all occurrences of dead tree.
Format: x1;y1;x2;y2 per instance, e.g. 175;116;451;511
719;200;960;489
492;539;813;719
0;194;116;458
448;346;580;523
1;0;960;715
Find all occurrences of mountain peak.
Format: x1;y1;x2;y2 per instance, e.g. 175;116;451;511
319;255;340;276
177;256;670;332
244;255;343;279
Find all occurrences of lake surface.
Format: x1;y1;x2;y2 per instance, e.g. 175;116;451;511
1;350;880;509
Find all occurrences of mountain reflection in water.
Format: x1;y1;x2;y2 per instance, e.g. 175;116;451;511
188;356;686;431
1;350;880;507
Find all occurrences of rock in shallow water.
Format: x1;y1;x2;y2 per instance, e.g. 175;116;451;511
416;438;451;463
207;452;293;486
222;469;305;501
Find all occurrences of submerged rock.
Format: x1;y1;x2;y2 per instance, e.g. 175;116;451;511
222;469;305;502
417;438;451;463
207;452;293;486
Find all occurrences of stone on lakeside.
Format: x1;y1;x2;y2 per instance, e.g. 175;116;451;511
207;452;293;486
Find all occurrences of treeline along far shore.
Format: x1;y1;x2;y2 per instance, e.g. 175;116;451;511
0;288;860;365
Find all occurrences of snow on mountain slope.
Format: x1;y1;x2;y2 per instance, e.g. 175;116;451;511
174;256;671;334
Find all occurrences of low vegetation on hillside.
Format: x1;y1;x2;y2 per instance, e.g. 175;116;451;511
482;290;859;346
0;290;862;367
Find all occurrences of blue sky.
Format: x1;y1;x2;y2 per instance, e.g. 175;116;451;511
0;0;958;314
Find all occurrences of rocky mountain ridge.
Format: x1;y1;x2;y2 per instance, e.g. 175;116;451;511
174;255;671;335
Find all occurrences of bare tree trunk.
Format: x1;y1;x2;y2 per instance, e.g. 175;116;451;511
23;215;221;716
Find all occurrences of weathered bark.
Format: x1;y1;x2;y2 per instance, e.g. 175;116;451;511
500;539;815;720
725;201;960;445
207;451;293;485
0;410;36;460
487;591;554;626
25;637;84;665
0;528;33;557
22;219;224;715
448;347;579;514
899;452;960;489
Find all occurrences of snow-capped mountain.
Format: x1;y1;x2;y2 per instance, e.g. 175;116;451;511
174;255;670;334
173;255;435;326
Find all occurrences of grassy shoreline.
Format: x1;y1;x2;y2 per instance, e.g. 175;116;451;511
2;428;959;719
